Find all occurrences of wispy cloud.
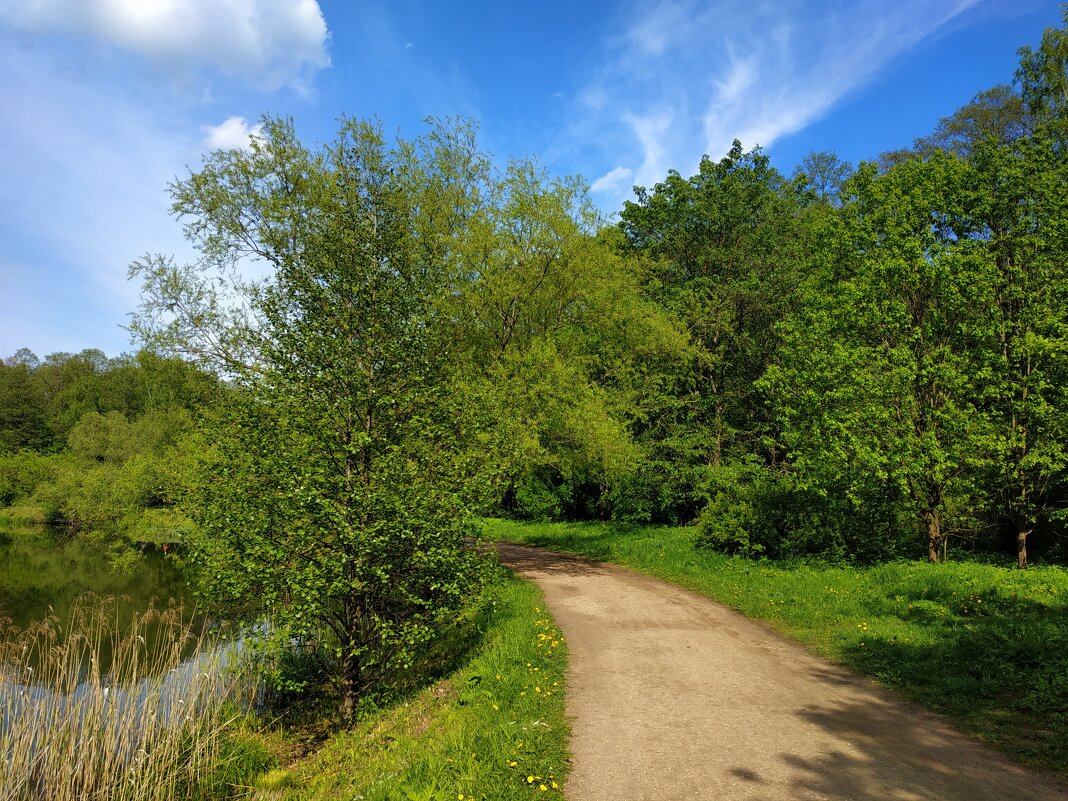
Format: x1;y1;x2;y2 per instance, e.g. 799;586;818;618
0;43;202;356
571;0;983;208
590;166;633;194
2;0;331;92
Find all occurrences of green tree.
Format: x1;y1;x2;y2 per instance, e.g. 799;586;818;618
132;117;495;720
0;358;50;453
971;132;1068;567
617;142;808;522
768;155;996;561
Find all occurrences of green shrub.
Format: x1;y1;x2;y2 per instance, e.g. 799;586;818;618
0;450;54;507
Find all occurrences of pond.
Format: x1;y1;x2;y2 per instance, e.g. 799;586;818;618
0;524;249;794
0;522;192;629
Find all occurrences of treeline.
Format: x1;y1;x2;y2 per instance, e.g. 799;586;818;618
507;15;1068;568
0;348;217;545
4;15;1066;584
498;18;1068;568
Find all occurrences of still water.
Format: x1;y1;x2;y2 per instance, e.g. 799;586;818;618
0;523;191;629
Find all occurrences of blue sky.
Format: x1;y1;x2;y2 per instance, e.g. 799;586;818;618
0;0;1061;359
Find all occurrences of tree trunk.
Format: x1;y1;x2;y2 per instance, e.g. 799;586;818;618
924;509;942;563
340;651;361;725
1016;523;1030;570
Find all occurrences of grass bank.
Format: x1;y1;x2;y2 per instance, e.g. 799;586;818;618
244;571;569;800
0;504;46;526
489;518;1068;777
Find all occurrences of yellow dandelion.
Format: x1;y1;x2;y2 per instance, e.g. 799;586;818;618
527;776;534;784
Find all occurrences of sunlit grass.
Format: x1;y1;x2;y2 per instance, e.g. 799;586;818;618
489;518;1068;776
245;572;570;800
0;504;46;526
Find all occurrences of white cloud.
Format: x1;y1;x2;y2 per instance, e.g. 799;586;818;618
626;0;690;56
203;115;263;150
2;0;331;92
570;0;984;209
622;110;674;190
590;166;633;194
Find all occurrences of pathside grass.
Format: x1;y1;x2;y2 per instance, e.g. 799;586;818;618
488;518;1068;776
245;571;569;800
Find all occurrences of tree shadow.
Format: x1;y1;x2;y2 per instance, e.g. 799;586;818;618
494;540;606;577
840;592;1068;774
777;689;1068;801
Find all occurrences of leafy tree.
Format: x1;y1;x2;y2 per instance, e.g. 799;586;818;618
1016;8;1068;136
768;155;996;561
446;160;678;518
971;130;1068;567
617;141;808;522
131;117;496;720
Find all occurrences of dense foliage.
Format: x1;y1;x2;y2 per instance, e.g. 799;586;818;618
3;9;1067;725
0;349;216;550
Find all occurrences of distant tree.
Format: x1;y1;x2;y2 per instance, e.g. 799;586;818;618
0;360;50;453
793;150;854;206
1017;8;1068;134
880;85;1030;170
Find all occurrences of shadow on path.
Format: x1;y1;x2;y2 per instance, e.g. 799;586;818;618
495;541;604;578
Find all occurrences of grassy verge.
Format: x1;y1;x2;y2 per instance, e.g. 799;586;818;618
488;518;1068;776
0;504;47;526
244;571;569;800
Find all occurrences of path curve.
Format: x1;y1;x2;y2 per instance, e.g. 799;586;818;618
497;541;1068;801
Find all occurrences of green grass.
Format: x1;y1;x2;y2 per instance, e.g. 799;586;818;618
489;518;1068;777
244;572;569;800
0;504;47;526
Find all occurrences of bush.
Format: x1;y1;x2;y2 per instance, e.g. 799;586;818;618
0;450;54;507
694;459;782;557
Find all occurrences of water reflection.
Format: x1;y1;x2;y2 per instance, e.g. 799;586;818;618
0;524;191;629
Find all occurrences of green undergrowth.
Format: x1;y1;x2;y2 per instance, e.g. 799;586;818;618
0;504;47;526
489;518;1068;777
243;571;569;800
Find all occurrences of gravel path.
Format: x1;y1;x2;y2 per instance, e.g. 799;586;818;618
497;541;1068;801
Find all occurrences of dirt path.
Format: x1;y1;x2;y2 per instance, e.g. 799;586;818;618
496;542;1067;801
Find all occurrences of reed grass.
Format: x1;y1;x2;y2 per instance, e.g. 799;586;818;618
0;594;238;801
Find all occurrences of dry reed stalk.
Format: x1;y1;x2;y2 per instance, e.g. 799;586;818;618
0;594;239;801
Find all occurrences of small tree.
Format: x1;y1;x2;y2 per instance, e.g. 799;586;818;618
131;117;494;721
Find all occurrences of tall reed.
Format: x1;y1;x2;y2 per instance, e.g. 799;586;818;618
0;594;235;801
